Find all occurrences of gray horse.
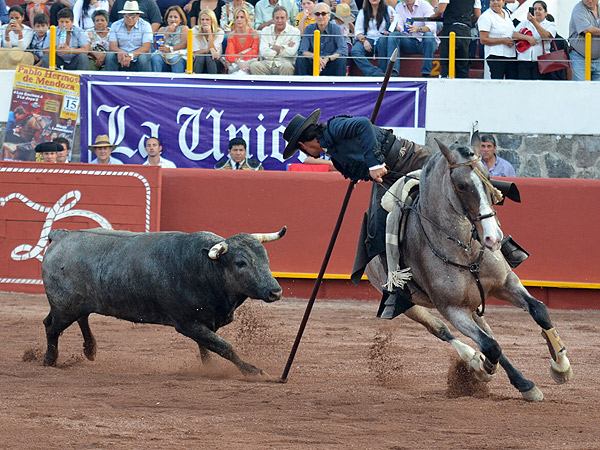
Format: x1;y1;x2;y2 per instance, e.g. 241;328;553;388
366;140;573;401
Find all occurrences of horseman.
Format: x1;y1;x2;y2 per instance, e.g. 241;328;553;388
283;109;431;319
283;109;527;320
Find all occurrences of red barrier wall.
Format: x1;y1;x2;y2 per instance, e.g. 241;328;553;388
2;163;599;308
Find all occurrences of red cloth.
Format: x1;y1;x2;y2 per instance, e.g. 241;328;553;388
287;163;330;172
516;28;534;53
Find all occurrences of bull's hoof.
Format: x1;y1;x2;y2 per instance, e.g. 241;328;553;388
239;362;265;377
43;356;57;367
550;365;573;384
83;341;96;361
521;386;544;402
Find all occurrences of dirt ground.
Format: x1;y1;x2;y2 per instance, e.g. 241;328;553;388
0;291;598;449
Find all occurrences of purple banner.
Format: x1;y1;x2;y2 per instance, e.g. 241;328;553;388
80;75;427;170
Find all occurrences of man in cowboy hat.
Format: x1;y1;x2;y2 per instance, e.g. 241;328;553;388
283;110;431;319
35;141;61;163
109;0;162;32
89;135;124;164
106;0;153;72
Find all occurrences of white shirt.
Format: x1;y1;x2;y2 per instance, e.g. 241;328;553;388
143;156;177;168
477;8;516;58
514;18;556;61
193;27;224;56
91;156;124;164
394;0;439;44
1;24;34;50
73;0;110;30
258;23;300;67
438;0;481;7
355;5;396;43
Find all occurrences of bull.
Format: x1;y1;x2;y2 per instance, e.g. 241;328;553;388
41;226;286;377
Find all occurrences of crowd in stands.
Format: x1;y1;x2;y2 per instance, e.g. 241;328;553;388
0;0;596;79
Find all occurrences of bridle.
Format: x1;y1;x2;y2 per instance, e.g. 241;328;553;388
409;155;503;316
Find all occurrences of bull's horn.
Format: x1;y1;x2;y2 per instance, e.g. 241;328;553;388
208;241;228;259
252;226;287;243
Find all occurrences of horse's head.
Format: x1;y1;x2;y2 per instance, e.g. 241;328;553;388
435;139;504;251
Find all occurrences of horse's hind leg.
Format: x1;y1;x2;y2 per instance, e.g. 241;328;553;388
443;306;543;401
77;315;96;361
404;305;495;382
496;272;573;384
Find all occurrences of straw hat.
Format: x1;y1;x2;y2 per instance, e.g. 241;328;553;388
332;3;355;24
88;135;117;151
118;1;144;14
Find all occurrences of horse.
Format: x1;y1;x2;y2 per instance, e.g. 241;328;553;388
366;139;573;401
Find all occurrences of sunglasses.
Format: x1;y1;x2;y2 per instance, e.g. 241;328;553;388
314;11;329;16
123;13;138;18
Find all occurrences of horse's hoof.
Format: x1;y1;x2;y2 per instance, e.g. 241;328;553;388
468;352;496;382
521;386;544;402
550;365;573;384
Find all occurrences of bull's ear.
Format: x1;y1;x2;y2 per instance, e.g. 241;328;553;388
435;138;458;165
208;241;228;259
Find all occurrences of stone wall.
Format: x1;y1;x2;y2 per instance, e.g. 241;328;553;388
426;132;600;179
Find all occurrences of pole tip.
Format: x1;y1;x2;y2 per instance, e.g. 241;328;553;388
390;48;399;63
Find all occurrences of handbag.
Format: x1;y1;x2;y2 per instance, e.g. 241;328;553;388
537;40;570;74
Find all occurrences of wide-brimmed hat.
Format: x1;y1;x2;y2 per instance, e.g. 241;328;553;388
283;109;321;160
332;3;355;23
89;134;117;151
118;1;144;14
35;142;62;153
516;28;533;53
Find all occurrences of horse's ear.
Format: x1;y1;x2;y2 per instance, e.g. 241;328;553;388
471;130;481;153
435;138;458;165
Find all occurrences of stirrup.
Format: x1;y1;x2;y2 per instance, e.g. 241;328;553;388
500;235;530;268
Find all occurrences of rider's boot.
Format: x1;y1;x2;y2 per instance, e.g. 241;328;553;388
500;235;529;268
377;287;414;320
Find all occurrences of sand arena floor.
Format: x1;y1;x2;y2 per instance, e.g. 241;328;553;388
0;291;598;449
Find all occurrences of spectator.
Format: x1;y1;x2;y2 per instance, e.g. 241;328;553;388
25;0;50;24
513;1;556;80
190;0;226;27
106;1;153;72
254;0;298;30
143;137;177;167
110;0;163;33
87;10;110;70
219;0;255;33
41;8;90;70
49;0;76;27
352;0;396;77
478;134;515;177
193;9;225;74
72;0;110;30
569;0;600;81
89;135;123;164
53;137;71;163
223;7;260;74
215;137;264;170
1;7;34;63
477;0;517;79
152;6;190;73
432;0;481;78
28;13;50;67
296;0;316;33
323;0;359;17
390;0;438;77
331;3;355;51
0;0;8;23
35;142;60;163
251;6;300;75
296;3;347;75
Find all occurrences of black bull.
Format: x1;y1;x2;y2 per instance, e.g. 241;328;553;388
41;227;286;376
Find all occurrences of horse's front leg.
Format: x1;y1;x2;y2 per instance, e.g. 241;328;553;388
443;306;543;401
495;272;573;385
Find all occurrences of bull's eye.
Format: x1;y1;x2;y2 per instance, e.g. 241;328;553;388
456;182;468;191
236;260;247;268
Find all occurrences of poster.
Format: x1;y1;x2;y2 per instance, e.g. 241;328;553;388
80;74;427;170
1;65;80;162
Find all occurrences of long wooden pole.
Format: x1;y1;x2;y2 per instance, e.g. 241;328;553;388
280;49;399;382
